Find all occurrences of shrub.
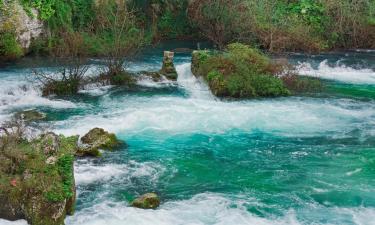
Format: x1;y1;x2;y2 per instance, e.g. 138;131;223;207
93;0;146;84
0;32;23;60
32;32;90;96
281;74;323;93
107;71;136;86
191;43;290;98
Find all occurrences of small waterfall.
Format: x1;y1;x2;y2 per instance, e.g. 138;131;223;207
176;63;214;100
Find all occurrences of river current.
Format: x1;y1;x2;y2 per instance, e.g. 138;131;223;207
0;45;374;225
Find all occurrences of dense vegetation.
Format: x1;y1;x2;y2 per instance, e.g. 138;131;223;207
188;0;375;51
1;0;373;61
191;43;290;98
192;43;322;98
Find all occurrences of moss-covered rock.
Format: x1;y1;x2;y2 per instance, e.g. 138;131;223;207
81;128;122;151
191;43;291;98
0;133;77;225
160;51;178;80
131;193;160;209
14;110;46;122
75;146;101;157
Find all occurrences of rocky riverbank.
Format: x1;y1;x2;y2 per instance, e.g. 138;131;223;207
0;125;127;225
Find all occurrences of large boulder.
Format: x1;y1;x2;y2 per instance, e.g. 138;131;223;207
131;193;160;209
0;134;77;225
81;128;121;151
75;146;101;157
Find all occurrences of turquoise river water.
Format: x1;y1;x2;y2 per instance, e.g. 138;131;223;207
0;44;374;225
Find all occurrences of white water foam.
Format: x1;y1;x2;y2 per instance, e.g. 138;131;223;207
74;159;165;186
296;60;375;84
65;192;375;225
176;63;214;99
0;220;28;225
51;64;375;139
0;71;76;124
66;193;300;225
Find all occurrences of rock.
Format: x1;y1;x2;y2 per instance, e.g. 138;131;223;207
0;134;77;225
160;51;178;80
75;146;101;157
46;156;57;165
40;132;60;155
22;169;32;180
81;128;121;151
131;193;160;209
14;109;46;122
141;71;163;82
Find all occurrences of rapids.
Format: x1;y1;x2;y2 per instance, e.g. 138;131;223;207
0;47;374;225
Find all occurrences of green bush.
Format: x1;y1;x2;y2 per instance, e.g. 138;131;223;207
191;43;290;98
109;72;136;86
0;32;23;60
42;79;81;97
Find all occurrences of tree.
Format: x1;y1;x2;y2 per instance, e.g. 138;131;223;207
94;0;145;82
188;0;251;49
32;32;90;96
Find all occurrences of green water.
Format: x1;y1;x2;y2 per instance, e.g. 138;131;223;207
0;47;374;225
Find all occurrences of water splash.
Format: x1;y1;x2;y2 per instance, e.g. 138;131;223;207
296;60;375;84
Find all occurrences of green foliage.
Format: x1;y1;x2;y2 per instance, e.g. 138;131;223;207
21;0;55;20
109;72;136;86
42;78;81;97
57;154;74;199
282;75;323;93
288;0;327;32
5;0;373;58
158;9;191;39
192;43;290;98
0;32;23;60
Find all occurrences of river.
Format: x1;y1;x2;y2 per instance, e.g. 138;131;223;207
0;44;374;225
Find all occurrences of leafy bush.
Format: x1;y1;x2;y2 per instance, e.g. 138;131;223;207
0;32;23;60
188;0;375;51
192;43;290;98
108;72;136;86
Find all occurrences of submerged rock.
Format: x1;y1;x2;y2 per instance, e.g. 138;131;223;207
14;109;46;122
0;133;77;225
131;193;160;209
160;51;178;80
